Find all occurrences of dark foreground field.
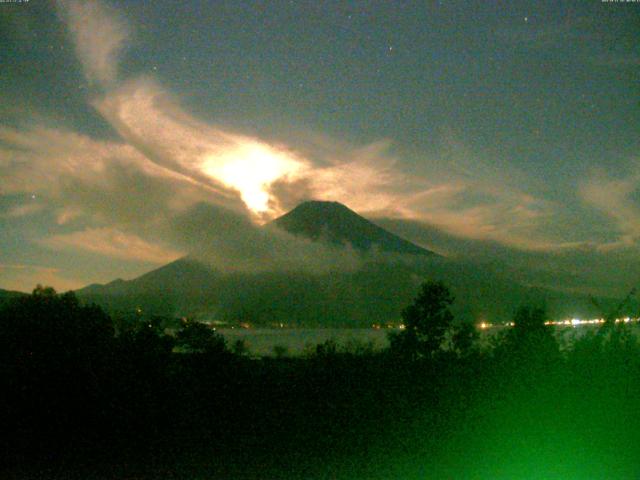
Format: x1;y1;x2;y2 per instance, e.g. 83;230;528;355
2;288;640;479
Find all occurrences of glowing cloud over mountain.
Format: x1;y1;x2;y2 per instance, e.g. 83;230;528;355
201;141;306;215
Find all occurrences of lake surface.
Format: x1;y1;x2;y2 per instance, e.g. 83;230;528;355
218;323;640;357
218;328;392;356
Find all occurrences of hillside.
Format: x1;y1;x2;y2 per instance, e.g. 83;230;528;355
270;201;435;256
76;201;611;325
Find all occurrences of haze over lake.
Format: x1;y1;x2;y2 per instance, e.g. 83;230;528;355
218;322;640;357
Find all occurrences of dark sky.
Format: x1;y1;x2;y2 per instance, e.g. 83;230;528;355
1;0;639;295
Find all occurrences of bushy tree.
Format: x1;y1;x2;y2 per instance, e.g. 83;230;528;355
272;344;288;358
117;319;175;362
176;320;227;355
231;338;250;356
451;321;479;358
314;338;338;358
0;285;114;375
498;304;560;367
0;286;117;457
390;280;455;360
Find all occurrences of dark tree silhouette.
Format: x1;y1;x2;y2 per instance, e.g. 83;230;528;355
314;338;338;358
273;344;288;358
231;338;250;356
498;304;560;366
176;320;227;355
0;286;117;464
118;318;175;363
451;321;479;358
390;280;455;360
0;285;114;375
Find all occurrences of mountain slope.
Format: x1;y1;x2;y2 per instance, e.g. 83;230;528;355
75;201;611;325
0;288;27;306
270;201;435;256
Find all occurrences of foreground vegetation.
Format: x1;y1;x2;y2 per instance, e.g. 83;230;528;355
1;284;640;479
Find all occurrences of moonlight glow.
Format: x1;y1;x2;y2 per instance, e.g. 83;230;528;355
201;142;305;215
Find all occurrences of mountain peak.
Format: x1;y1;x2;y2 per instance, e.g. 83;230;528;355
271;200;435;256
282;200;362;223
295;200;351;210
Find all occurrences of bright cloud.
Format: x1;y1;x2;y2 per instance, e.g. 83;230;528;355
579;167;640;249
51;1;568;249
57;0;128;86
0;264;82;292
202;141;305;214
41;228;183;264
1;0;617;293
94;77;307;217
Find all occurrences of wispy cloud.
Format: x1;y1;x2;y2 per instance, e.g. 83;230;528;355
1;203;45;218
40;228;183;264
93;77;306;217
51;2;574;254
375;216;640;297
0;263;81;292
170;203;364;274
391;187;559;252
56;0;129;86
0;89;573;272
579;166;640;250
1;0;624;290
0;124;237;225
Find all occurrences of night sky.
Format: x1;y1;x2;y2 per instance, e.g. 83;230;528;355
1;0;639;296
